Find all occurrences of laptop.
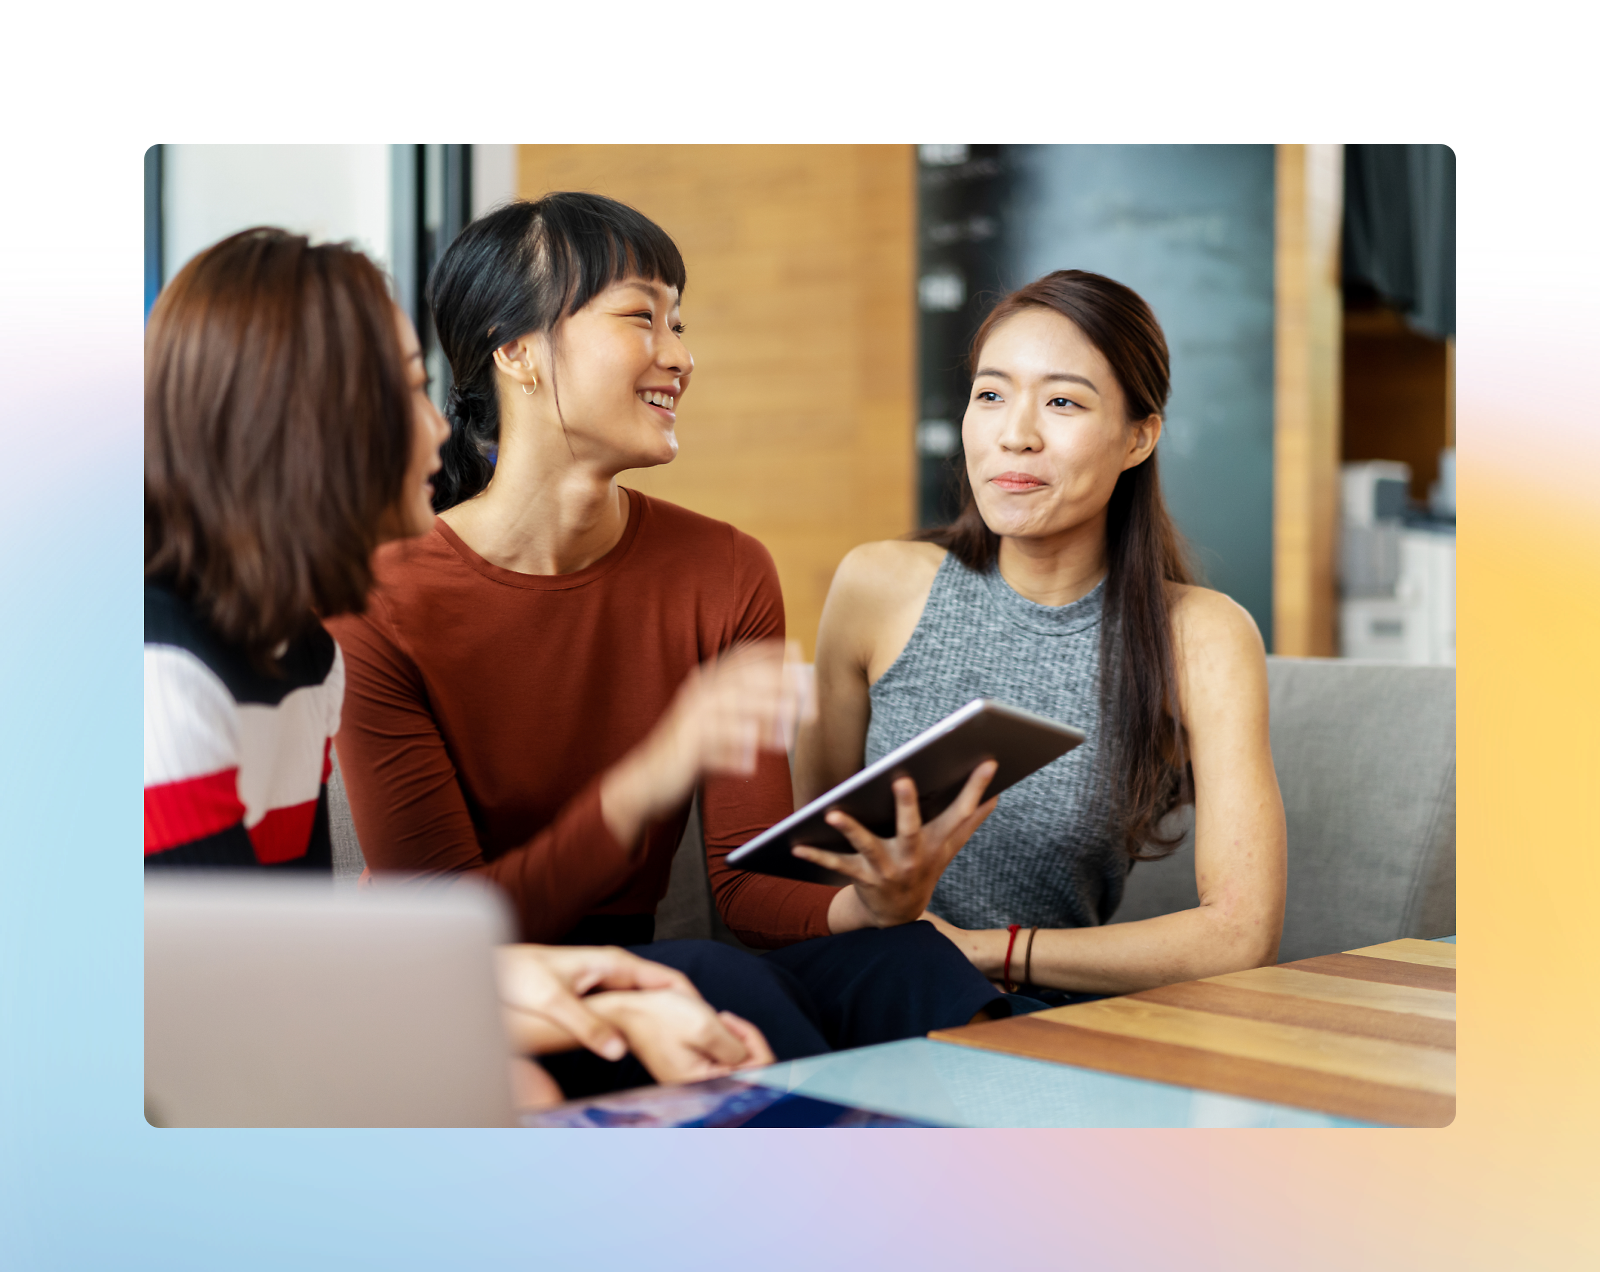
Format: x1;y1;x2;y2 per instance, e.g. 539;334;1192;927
145;874;516;1128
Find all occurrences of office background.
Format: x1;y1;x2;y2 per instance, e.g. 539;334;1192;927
144;143;1452;665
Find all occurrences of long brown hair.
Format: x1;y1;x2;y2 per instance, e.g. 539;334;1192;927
145;228;412;670
917;270;1194;858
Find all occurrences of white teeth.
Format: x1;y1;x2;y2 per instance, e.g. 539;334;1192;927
640;391;675;410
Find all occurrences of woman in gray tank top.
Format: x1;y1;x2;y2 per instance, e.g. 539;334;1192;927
794;270;1286;1001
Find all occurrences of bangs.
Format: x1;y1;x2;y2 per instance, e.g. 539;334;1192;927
543;193;688;317
423;192;690;510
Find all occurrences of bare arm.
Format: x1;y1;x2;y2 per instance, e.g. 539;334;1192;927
792;550;878;806
791;541;1001;935
927;587;1287;993
792;540;944;804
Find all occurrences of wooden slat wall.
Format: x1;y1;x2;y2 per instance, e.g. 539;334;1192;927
514;145;918;658
1273;144;1343;657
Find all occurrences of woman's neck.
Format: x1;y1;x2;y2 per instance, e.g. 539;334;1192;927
439;429;629;576
996;512;1109;607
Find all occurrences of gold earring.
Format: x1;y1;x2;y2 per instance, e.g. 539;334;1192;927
521;377;538;396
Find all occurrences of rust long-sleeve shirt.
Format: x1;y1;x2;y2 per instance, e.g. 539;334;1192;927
325;491;837;947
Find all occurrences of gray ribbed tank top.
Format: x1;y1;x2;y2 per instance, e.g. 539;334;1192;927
864;552;1127;930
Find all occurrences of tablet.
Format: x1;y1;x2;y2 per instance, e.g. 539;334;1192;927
725;698;1086;886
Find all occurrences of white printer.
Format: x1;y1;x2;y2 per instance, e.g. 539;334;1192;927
1338;455;1455;665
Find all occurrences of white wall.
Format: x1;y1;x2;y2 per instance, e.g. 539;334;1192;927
471;145;518;220
162;145;393;283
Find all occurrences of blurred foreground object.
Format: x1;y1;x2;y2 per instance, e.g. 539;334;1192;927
145;875;515;1127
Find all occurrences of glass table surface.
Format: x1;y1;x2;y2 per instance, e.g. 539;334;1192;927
738;937;1456;1127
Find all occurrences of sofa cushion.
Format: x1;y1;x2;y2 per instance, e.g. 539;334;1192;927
1112;656;1455;963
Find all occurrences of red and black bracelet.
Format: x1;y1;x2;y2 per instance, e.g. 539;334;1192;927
1002;924;1022;993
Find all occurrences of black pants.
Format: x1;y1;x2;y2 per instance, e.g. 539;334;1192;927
538;921;1006;1099
1003;987;1107;1013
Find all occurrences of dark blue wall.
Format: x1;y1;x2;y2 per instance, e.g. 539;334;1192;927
1000;145;1276;645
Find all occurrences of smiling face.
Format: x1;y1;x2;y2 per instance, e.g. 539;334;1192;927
524;276;693;471
388;306;450;539
962;305;1160;547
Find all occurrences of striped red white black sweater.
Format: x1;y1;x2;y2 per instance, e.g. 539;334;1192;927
144;582;339;870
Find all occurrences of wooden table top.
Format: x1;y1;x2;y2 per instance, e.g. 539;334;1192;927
929;938;1455;1127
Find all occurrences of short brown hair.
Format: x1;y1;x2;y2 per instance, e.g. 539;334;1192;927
145;228;411;669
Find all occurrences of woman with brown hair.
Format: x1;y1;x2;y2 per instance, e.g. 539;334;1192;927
794;270;1287;1003
143;227;444;870
143;228;776;1102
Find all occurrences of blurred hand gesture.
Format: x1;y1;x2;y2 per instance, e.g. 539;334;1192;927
602;639;816;846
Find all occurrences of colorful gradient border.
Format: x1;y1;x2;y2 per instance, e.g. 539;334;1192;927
2;33;1596;1268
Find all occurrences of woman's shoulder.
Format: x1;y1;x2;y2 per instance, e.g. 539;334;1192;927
361;522;484;613
372;520;457;576
1167;583;1266;660
820;540;947;676
146;579;335;704
629;490;767;562
833;538;947;604
625;494;784;639
323;530;455;658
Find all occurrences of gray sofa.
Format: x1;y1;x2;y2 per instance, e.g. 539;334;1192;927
1111;656;1455;961
331;656;1455;963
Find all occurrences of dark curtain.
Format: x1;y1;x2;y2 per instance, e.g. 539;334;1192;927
1343;144;1455;339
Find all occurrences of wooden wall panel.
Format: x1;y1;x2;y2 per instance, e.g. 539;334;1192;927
1273;144;1343;657
515;145;917;657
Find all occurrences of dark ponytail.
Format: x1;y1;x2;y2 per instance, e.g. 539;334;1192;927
916;269;1195;859
424;192;688;511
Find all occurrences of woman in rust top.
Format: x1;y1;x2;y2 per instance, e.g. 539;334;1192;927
147;227;771;1108
329;193;1005;1084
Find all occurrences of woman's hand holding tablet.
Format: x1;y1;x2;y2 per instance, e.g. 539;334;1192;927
725;698;1085;934
794;761;1000;932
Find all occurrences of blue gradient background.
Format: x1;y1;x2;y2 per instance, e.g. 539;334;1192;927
2;8;1596;1268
